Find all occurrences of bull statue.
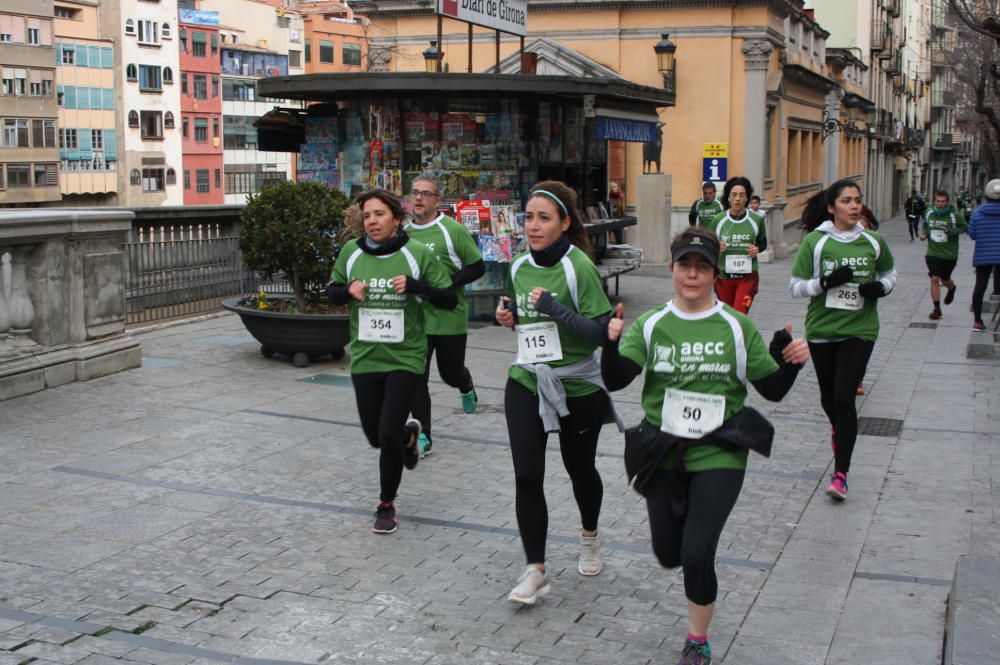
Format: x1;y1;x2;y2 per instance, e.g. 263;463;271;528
642;122;666;174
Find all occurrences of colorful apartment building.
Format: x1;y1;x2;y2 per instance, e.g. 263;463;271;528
0;0;59;205
100;0;184;205
53;0;118;204
179;8;223;204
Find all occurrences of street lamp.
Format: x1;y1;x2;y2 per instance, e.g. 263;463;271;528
653;33;677;93
423;40;443;73
822;93;866;138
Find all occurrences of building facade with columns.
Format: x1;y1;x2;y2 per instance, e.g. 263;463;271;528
358;0;849;256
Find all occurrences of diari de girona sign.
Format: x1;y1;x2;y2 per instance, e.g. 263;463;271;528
437;0;528;36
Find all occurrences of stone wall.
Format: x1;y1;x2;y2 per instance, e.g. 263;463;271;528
0;209;141;400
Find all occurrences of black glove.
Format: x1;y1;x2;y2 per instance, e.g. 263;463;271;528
820;266;854;291
858;281;886;299
768;328;793;365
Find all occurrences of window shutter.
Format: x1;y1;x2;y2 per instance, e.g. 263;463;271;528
104;130;117;161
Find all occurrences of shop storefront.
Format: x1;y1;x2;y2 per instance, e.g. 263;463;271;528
255;72;671;309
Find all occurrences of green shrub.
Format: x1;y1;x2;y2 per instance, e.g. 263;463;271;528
240;180;348;309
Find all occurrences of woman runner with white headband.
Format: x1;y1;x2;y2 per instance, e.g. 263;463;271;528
495;180;622;605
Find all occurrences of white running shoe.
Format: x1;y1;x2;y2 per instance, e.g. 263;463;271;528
507;566;550;605
578;534;603;576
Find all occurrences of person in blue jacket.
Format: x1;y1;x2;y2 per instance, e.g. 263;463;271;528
968;179;1000;332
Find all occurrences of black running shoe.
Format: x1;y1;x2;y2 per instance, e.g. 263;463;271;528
944;284;956;305
373;502;397;535
403;418;421;470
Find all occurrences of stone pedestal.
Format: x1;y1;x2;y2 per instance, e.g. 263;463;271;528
757;199;790;262
634;173;673;277
0;210;141;401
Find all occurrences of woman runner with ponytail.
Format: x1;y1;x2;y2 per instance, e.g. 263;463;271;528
790;180;896;501
495;181;621;605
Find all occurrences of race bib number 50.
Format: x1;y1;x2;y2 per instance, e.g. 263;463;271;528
825;283;862;310
660;387;726;438
358;307;404;343
516;321;563;364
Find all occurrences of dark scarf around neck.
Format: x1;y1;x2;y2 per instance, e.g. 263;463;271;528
530;234;572;267
361;228;409;255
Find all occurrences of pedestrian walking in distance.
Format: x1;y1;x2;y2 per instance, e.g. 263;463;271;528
968;178;1000;332
602;227;809;665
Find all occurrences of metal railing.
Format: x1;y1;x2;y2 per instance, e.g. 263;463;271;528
123;235;253;325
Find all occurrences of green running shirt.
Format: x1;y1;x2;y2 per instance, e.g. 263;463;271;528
405;214;482;335
713;209;766;277
331;238;451;375
791;227;894;342
506;245;612;398
619;300;778;472
921;207;967;261
691;199;725;229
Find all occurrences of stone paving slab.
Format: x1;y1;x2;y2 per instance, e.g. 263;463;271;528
1;216;998;664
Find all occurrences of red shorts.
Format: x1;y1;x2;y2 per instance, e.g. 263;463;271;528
714;272;760;314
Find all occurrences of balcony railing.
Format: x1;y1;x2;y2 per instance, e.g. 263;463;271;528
885;50;902;74
932;132;956;150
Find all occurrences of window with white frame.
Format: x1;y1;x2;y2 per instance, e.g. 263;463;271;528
91;129;102;149
27;28;39;44
4;119;29;147
137;20;160;45
124;19;135;35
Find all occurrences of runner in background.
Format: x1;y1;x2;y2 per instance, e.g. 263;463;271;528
790;180;896;502
602;227;809;665
405;174;484;458
495;180;620;605
688;181;725;229
712;176;766;314
921;190;967;321
327;189;456;535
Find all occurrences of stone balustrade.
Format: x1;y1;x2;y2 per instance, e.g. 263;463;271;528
0;209;142;401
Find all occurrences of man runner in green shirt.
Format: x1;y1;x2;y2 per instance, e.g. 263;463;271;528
688;181;724;229
405;174;485;457
921;190;967;320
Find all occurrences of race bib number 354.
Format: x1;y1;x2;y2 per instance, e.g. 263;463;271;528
660;387;726;438
516;321;563;364
358;307;404;343
825;283;862;310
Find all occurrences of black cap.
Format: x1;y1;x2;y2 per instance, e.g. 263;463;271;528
671;233;719;265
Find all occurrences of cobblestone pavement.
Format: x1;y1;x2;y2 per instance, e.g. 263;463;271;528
1;216;997;665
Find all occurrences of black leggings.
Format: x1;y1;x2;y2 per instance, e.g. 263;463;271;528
645;467;745;606
351;370;423;503
808;339;875;474
410;334;473;440
972;265;1000;322
907;215;919;239
504;378;608;564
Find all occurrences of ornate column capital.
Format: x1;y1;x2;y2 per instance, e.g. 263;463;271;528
742;39;774;71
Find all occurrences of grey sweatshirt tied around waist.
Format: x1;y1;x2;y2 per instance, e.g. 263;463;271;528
517;353;625;434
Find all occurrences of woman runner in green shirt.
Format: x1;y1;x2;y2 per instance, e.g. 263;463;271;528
602;227;809;665
494;181;618;605
327;189;456;535
790;180;896;501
